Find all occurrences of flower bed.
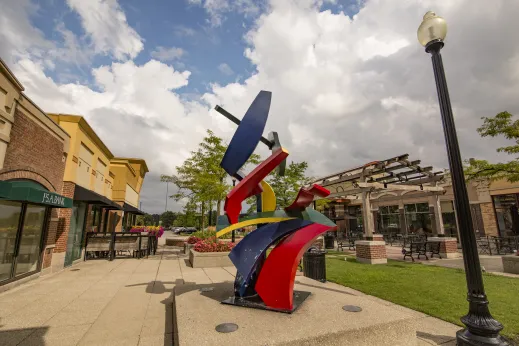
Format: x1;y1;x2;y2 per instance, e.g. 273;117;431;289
193;238;235;252
129;226;164;238
188;237;236;267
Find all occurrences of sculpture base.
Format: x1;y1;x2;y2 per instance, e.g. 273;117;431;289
221;291;311;314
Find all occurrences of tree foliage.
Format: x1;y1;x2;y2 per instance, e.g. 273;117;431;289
161;129;260;229
160;211;177;228
465;111;519;182
268;161;312;208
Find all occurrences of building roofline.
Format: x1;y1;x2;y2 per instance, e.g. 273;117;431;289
48;113;114;159
0;58;24;91
113;157;149;173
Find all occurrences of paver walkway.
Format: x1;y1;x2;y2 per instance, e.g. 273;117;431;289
0;235;461;346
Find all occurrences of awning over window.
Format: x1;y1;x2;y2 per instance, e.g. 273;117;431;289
122;202;145;215
73;185;122;210
0;180;73;208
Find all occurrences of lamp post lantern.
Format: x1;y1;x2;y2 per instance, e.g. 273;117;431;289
418;11;508;346
231;177;237;243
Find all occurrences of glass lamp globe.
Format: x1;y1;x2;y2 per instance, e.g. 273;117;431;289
417;11;447;47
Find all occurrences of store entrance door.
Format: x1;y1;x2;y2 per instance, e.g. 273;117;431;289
65;202;86;267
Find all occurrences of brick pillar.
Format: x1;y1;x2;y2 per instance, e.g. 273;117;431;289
42;208;59;272
55;182;75;253
428;237;459;258
52;181;75;273
355;240;387;264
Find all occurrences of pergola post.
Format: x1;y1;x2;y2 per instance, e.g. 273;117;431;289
361;190;374;238
429;194;445;236
428;193;458;258
356;189;387;265
398;200;407;235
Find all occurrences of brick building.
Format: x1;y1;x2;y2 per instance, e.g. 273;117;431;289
0;59;72;290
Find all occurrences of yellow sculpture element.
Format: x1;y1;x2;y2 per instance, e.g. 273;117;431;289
260;180;276;212
216;217;294;238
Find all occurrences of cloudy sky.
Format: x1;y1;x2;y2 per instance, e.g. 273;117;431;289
1;0;518;214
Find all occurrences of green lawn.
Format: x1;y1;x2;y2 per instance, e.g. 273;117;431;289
325;255;519;342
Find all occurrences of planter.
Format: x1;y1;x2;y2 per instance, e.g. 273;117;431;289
502;255;519;274
189;249;233;268
184;243;194;255
165;237;187;247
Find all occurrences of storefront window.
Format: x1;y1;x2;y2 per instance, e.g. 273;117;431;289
404;202;432;234
379;205;400;233
15;205;46;276
0;201;22;281
493;194;519;236
441;201;458;239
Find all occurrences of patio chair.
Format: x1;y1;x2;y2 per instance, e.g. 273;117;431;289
402;241;428;262
477;238;492;255
427;241;442;259
336;231;346;252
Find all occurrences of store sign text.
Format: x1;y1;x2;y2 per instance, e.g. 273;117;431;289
42;192;65;206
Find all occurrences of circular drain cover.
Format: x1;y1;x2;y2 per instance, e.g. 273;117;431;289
200;287;214;292
342;305;362;312
215;323;238;333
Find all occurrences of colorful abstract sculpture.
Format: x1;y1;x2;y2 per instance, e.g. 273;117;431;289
216;90;336;313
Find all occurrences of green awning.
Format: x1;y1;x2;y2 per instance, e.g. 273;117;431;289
0;180;72;208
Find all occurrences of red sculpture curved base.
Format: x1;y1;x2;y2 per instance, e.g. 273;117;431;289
255;223;335;310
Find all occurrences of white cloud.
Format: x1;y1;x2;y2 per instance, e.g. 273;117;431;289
0;0;52;64
174;25;196;37
188;0;263;27
218;63;234;75
150;46;185;62
66;0;143;60
8;0;519;212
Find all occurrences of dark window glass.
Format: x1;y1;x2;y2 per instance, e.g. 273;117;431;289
0;201;22;281
404;204;416;213
15;205;45;276
416;203;429;212
493;194;517;208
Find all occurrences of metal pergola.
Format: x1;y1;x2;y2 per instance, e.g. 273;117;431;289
311;154;447;237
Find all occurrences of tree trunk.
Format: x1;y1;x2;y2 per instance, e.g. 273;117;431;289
216;199;222;220
201;201;205;231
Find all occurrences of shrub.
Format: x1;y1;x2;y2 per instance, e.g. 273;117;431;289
193;238;235;252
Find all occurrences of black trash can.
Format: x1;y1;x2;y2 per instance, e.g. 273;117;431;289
303;248;326;282
324;234;335;249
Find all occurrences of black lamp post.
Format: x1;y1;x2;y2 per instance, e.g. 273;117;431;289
232;177;237;243
418;12;508;346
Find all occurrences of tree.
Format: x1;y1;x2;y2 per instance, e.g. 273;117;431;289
162;130;259;229
160;211;177;228
465;111;519;182
136;214;154;226
268;161;312;208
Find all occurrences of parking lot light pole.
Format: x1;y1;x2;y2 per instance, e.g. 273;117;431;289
417;11;508;346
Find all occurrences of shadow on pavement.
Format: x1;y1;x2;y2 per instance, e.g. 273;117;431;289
0;326;49;346
126;279;234;346
294;280;355;296
416;331;456;345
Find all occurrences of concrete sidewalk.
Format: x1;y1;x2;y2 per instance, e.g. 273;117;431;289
0;237;460;346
